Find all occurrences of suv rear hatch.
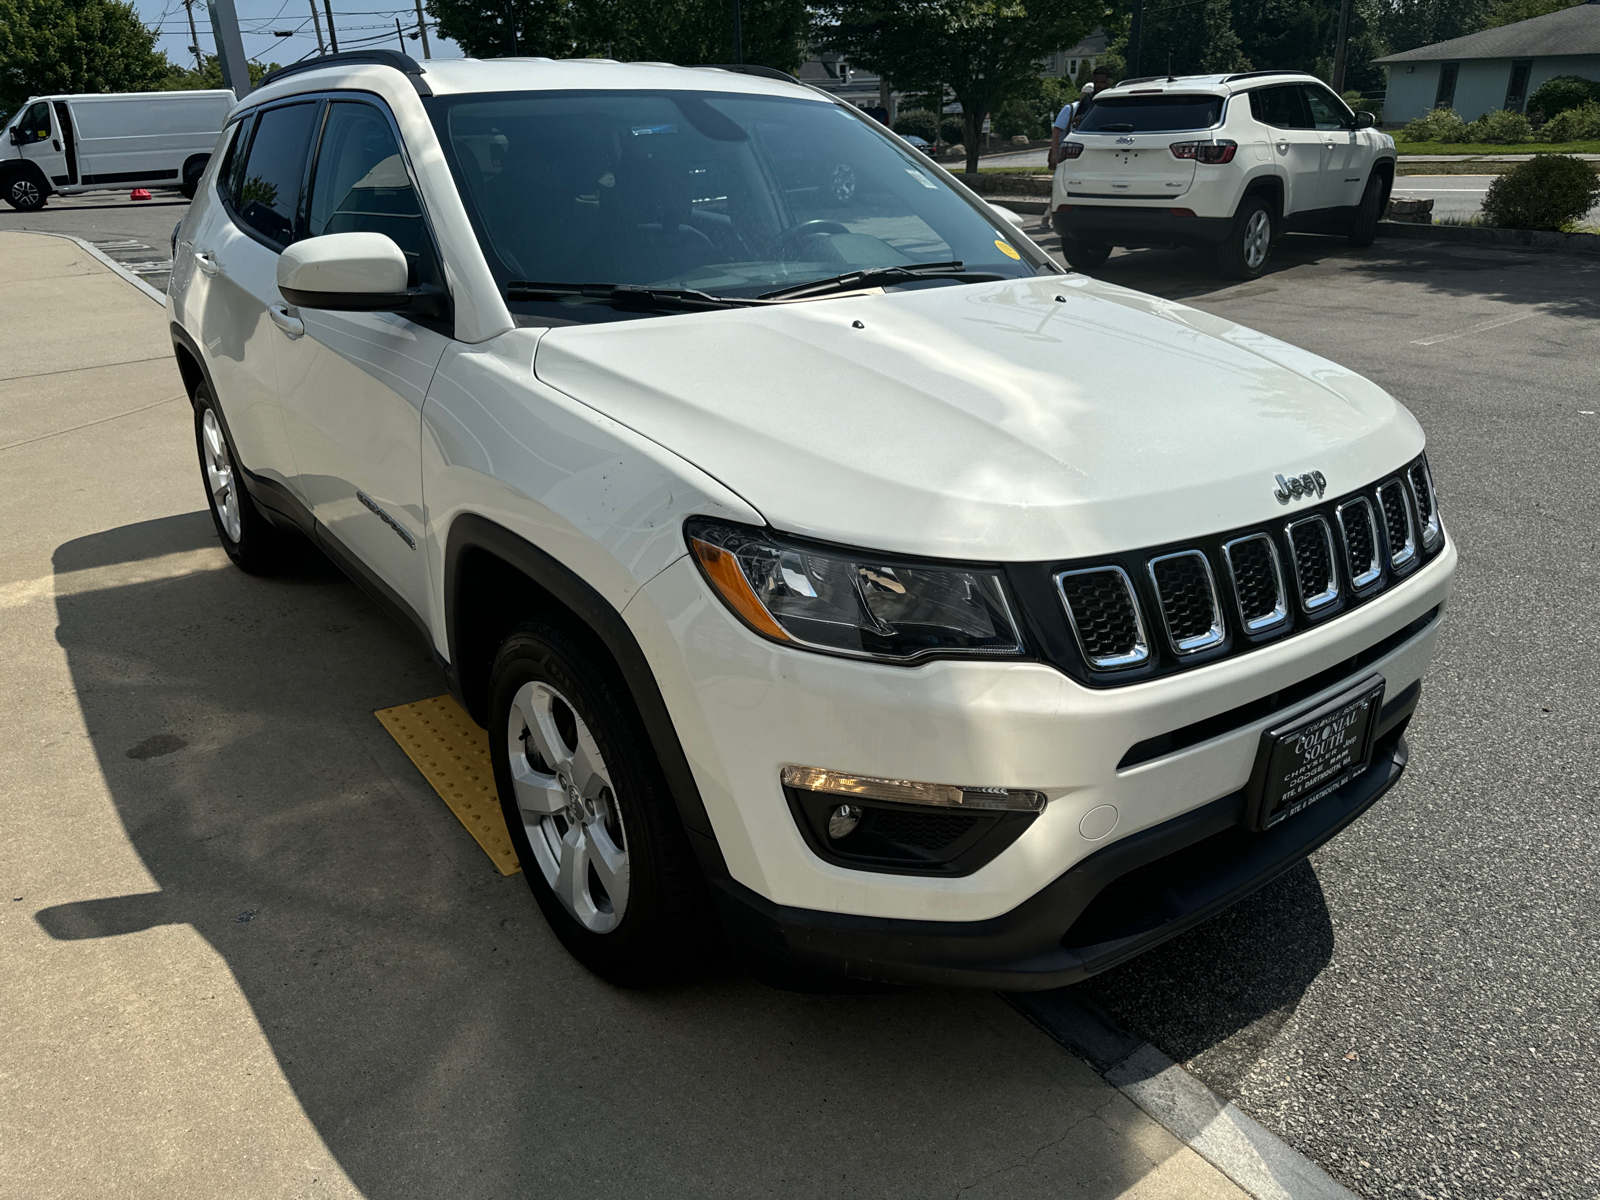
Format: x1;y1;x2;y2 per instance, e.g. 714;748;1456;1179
1060;93;1226;200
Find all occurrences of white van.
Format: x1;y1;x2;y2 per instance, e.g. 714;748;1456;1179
2;90;234;211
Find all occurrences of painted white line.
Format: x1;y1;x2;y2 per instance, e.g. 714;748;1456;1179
1107;1044;1361;1200
1411;310;1537;345
25;231;167;305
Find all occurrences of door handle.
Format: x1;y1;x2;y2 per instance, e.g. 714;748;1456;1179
1275;139;1289;153
269;304;305;339
193;251;219;276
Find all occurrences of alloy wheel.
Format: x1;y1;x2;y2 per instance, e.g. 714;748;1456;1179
200;408;241;542
1243;208;1271;270
507;680;630;933
11;178;39;207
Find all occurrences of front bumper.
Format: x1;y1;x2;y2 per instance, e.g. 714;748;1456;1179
712;694;1417;990
1054;205;1233;248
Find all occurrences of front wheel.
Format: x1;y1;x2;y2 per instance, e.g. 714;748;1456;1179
1347;173;1384;247
1217;195;1272;280
1061;236;1112;270
5;172;47;211
489;622;708;988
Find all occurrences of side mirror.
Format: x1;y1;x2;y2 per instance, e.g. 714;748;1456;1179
1354;111;1376;129
8;126;22;146
275;230;451;320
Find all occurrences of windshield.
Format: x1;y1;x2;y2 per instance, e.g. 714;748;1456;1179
1077;94;1225;134
425;89;1043;319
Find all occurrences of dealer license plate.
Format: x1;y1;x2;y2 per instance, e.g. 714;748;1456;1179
1247;676;1385;831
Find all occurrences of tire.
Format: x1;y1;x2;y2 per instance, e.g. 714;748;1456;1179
180;154;208;201
1217;194;1273;280
192;382;297;572
1347;173;1384;248
1061;236;1112;270
489;621;708;988
4;170;47;212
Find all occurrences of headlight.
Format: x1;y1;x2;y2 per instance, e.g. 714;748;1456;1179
685;518;1024;663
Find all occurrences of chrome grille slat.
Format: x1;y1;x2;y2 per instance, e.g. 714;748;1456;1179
1147;550;1225;655
1408;459;1442;550
1336;497;1382;588
1222;533;1288;632
1287;516;1339;611
1056;566;1149;669
1378;479;1417;568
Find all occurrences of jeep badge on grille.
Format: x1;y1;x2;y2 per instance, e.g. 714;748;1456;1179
1274;471;1327;504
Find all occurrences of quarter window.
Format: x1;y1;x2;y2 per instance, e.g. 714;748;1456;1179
233;102;319;246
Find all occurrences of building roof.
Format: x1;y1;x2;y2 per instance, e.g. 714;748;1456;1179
1373;0;1600;63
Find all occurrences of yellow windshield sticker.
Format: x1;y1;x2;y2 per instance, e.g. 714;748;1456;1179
995;239;1021;260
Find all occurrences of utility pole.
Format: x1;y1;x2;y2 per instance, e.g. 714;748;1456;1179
183;0;205;72
413;0;431;58
323;0;339;52
206;0;253;95
732;0;742;65
1128;0;1143;78
1331;0;1354;94
309;0;325;53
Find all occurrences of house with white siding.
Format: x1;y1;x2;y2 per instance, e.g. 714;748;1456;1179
1375;0;1600;122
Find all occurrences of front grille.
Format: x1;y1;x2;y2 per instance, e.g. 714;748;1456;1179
1148;551;1224;653
1378;480;1416;567
1288;517;1339;611
1223;533;1287;631
1337;497;1382;588
1056;567;1148;668
1408;460;1441;549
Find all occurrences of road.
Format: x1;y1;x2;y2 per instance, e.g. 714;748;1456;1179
0;190;186;291
1034;228;1600;1200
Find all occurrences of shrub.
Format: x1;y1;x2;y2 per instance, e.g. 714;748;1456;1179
1480;154;1600;230
940;115;966;144
1343;89;1382;120
1402;107;1467;143
1540;101;1600;143
892;109;938;142
1463;109;1534;144
1528;75;1600;121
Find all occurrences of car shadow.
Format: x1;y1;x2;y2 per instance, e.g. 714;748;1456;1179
36;511;1195;1200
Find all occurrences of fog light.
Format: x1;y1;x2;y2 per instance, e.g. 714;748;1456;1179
782;765;1045;813
827;805;862;839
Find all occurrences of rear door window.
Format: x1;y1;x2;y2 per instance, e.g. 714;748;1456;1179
1076;95;1224;133
1249;86;1311;130
232;102;319;246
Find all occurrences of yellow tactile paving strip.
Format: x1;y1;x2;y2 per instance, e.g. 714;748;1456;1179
375;694;521;876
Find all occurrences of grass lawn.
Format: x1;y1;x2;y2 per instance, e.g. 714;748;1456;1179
1393;139;1600;155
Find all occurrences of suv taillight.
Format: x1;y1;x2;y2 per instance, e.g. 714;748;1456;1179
1170;140;1237;164
1059;141;1084;160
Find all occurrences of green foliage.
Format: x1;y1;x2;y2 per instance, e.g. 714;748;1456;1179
940;114;965;142
0;0;171;116
1481;0;1580;28
1401;107;1468;142
1480;153;1600;230
993;74;1076;139
161;55;278;91
1375;0;1495;57
1540;101;1600;142
424;0;808;72
1133;0;1249;76
1463;108;1533;143
891;108;939;139
1527;75;1600;120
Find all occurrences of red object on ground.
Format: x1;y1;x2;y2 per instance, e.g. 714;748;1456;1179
130;189;151;201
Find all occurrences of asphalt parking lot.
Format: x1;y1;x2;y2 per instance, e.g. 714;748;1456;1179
4;203;1596;1199
1037;229;1600;1199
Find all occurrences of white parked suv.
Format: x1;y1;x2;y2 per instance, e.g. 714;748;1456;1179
1053;71;1396;278
168;50;1453;990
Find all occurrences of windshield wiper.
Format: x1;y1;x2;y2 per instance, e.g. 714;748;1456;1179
758;262;1004;302
504;281;762;311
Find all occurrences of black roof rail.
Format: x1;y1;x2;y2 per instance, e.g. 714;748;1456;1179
256;49;430;96
1221;69;1319;83
693;63;799;83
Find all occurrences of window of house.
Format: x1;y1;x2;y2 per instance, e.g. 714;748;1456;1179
1504;60;1533;112
1435;63;1459;110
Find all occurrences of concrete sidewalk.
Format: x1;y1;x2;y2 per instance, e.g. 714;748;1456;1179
0;232;1249;1200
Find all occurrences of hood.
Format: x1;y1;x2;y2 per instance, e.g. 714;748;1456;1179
532;274;1422;562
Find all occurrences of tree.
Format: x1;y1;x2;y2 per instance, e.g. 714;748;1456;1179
1132;0;1249;76
1480;0;1578;27
816;0;1109;174
162;55;280;92
425;0;808;71
0;0;170;117
1367;0;1494;55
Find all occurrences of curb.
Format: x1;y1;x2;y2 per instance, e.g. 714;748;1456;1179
27;231;168;304
1007;991;1361;1200
1376;220;1600;256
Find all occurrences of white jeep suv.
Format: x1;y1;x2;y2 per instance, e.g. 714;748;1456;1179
169;51;1453;990
1054;71;1397;278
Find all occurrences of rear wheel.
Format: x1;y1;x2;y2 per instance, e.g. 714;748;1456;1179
1347;173;1384;247
1061;237;1112;270
179;155;208;201
192;383;298;572
4;171;47;212
489;621;708;988
1217;194;1272;280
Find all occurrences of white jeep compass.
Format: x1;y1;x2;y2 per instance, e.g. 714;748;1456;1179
168;50;1453;989
1054;71;1397;278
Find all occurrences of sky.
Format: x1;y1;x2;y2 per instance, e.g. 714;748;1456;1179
132;0;465;79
